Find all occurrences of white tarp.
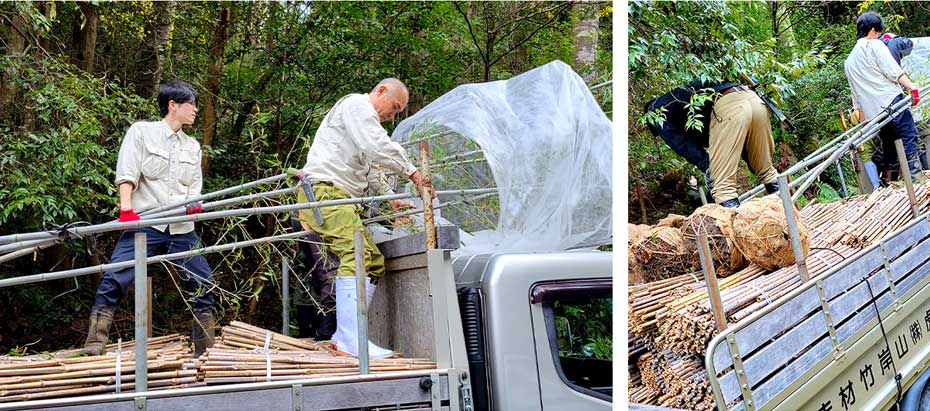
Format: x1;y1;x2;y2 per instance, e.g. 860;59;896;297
392;60;613;255
902;37;930;122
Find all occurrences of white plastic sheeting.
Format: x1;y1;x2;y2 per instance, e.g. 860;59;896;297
392;60;613;255
903;37;930;122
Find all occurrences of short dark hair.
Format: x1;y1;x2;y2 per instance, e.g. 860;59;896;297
157;81;199;117
857;11;884;39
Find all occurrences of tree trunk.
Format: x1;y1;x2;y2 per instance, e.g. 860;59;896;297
136;1;176;99
635;180;648;224
0;13;28;119
571;2;599;83
201;5;231;177
77;2;99;73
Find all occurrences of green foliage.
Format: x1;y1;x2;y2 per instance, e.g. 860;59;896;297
553;298;612;360
0;54;152;229
0;1;613;353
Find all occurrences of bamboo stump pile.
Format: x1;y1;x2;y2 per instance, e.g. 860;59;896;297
0;335;199;402
659;356;712;411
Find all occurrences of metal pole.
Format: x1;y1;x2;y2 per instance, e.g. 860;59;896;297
0;230;313;288
146;276;152;338
419;141;437;250
894;138;920;219
354;230;369;373
696;235;727;333
777;175;810;282
138;173;288;217
133;232;148;393
835;160;848;198
282;258;290;336
699;186;709;205
0;188;499;246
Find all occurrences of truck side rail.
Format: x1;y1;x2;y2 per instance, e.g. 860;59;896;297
707;213;930;411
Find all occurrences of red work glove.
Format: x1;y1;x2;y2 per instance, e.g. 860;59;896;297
119;208;140;223
185;202;203;215
912;89;920;106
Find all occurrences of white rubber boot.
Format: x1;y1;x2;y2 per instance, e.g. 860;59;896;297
865;161;881;189
331;277;393;359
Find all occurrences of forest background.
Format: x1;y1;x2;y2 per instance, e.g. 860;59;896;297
0;1;613;354
630;0;930;223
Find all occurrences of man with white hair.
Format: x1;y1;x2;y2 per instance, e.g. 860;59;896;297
296;78;432;358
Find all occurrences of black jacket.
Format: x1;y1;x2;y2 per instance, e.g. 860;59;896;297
644;81;739;173
881;35;914;65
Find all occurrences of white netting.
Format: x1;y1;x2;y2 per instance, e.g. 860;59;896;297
392;60;613;255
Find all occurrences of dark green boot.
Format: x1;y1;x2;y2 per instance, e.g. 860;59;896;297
80;305;116;356
192;310;215;358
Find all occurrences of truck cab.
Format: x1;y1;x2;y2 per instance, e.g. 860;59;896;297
453;251;613;410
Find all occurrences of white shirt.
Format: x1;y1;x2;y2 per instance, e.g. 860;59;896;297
845;38;906;121
301;94;417;198
114;120;203;234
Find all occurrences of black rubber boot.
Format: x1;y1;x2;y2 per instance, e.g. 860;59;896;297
296;304;314;338
764;181;780;194
80;305;116;356
907;150;923;180
192;310;215;358
316;310;336;341
719;198;740;208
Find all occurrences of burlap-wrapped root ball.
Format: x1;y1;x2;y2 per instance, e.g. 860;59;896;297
628;223;651;246
656;214;687;229
730;197;811;270
630;226;692;282
681;204;748;277
628;223;652;285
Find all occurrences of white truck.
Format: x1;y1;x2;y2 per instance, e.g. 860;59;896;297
0;246;613;411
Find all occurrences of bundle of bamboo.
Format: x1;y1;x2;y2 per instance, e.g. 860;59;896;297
628;273;704;337
0;335;198;402
630;182;930;409
659;356;712;411
657;246;852;355
216;321;333;352
198;347;436;384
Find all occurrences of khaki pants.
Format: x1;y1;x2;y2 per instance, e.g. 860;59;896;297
708;89;779;202
297;183;386;280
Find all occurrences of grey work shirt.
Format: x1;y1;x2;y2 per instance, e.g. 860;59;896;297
845;38;906;121
301;94;417;198
114;120;203;234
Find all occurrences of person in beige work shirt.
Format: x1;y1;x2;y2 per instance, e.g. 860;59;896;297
297;78;432;358
81;81;217;358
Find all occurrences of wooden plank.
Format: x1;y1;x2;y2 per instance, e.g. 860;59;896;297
884;219;930;260
822;248;883;300
890;238;930;282
715;288;821;372
895;259;930;297
829;271;889;327
751;337;834;410
836;292;895;345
